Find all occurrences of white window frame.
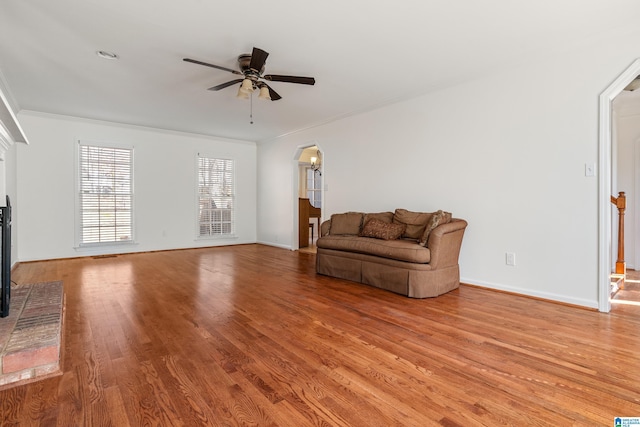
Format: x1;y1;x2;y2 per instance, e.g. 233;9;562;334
75;140;135;247
196;155;236;239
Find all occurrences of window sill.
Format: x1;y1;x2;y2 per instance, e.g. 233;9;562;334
195;235;238;241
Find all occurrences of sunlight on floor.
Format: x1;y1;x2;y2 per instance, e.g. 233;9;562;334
610;270;640;307
610;299;640;306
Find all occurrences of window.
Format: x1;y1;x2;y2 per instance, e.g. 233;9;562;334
198;156;234;237
78;143;133;245
306;168;322;208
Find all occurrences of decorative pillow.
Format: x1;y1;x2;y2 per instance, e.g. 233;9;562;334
363;211;394;225
442;211;452;225
393;209;432;240
360;218;406;240
329;212;364;235
419;210;452;246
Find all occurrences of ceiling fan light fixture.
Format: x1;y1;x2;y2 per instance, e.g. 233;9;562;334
240;78;254;94
236;85;249;99
258;85;271;100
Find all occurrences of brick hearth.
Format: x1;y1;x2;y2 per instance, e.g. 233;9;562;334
0;281;64;387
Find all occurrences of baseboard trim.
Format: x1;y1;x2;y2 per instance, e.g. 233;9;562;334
16;243;260;264
460;278;599;310
256;240;292;250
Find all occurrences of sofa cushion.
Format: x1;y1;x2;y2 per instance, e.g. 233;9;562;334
329;212;364;235
317;235;431;264
419;210;453;246
363;211;394;225
360;218;406;240
393;209;433;240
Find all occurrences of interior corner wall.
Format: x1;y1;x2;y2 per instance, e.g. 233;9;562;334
257;29;640;309
15;112;257;262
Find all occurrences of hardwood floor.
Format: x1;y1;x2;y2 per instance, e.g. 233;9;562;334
2;244;640;426
612;269;640;304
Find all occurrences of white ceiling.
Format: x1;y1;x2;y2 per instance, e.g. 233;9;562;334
1;0;640;143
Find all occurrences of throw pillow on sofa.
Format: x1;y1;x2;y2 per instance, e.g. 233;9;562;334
419;210;453;246
363;211;394;225
329;212;364;235
360;218;406;240
393;209;432;240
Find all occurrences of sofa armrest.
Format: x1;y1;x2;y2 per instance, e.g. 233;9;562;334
427;219;467;269
320;220;331;237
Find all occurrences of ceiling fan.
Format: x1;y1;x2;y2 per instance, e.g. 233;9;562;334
183;47;315;101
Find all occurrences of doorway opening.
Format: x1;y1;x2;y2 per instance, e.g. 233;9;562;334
609;77;640;308
599;58;640;312
293;144;323;252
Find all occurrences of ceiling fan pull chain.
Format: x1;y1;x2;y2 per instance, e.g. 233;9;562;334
250;91;254;125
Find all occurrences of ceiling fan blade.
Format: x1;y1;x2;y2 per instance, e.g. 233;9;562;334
249;47;269;73
183;58;242;75
208;79;243;91
264;84;282;101
263;75;315;85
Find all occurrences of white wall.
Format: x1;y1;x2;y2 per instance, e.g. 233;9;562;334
16;112;257;261
257;30;640;309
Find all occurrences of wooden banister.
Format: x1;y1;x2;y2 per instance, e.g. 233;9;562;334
611;191;626;276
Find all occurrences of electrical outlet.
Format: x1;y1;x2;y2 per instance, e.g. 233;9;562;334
506;252;516;266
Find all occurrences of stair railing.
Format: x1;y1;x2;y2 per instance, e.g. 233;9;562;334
611;191;626;276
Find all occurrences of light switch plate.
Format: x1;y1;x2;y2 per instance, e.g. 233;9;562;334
585;163;596;177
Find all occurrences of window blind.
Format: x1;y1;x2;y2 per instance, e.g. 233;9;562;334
198;157;234;237
79;144;133;245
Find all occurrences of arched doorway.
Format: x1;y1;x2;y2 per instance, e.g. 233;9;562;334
292;144;324;251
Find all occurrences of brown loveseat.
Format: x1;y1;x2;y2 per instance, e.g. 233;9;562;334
316;209;467;298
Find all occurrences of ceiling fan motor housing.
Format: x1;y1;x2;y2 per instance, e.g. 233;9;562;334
238;54;264;76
